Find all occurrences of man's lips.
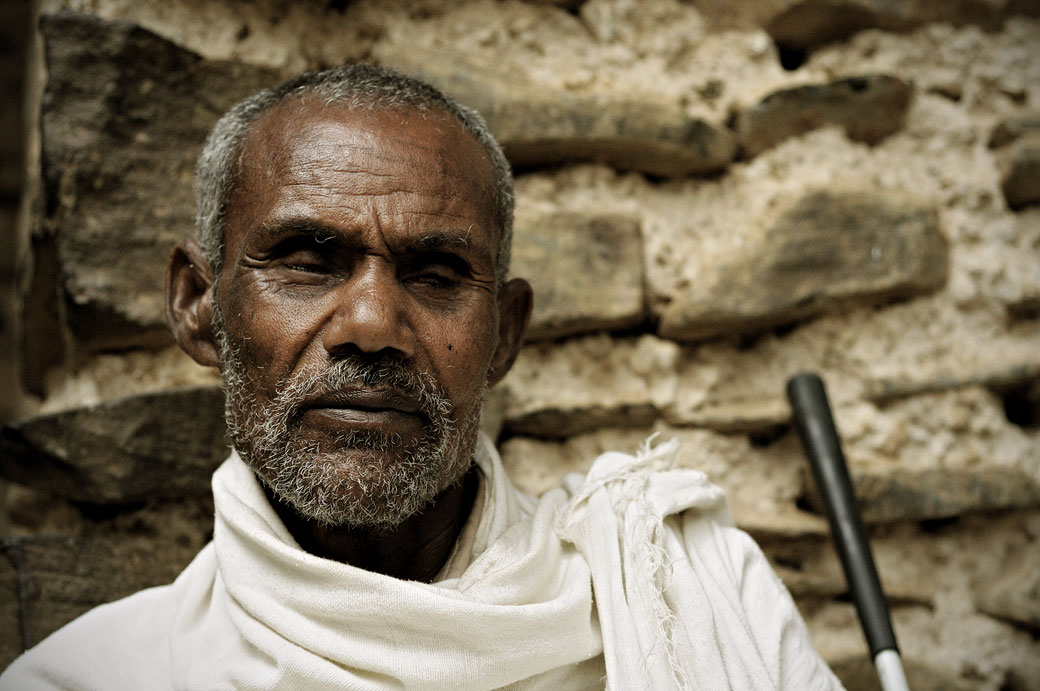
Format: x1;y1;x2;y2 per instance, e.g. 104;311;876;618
297;388;427;433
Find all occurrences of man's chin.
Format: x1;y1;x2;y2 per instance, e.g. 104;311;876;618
247;448;448;529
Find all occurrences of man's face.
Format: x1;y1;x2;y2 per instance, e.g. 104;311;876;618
212;100;504;528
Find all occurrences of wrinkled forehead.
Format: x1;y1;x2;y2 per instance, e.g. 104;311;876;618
229;97;501;237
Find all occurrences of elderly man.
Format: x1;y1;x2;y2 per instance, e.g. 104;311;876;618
2;65;842;690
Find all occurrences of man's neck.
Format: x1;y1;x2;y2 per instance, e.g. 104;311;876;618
265;465;481;582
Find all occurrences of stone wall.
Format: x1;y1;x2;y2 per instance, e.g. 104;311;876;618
2;1;1039;687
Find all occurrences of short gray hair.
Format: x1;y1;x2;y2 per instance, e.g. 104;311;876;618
195;63;514;283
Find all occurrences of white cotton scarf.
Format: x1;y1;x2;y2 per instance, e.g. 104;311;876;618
169;435;603;690
1;434;843;690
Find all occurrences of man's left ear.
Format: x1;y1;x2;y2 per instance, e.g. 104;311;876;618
487;278;533;387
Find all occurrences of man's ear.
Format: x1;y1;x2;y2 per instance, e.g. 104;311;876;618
166;238;220;368
487;277;533;387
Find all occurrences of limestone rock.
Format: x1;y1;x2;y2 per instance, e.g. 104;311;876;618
799;512;1040;688
977;545;1040;630
865;362;1040;403
0;549;20;669
512;212;644;340
763;512;1040;608
0;386;228;504
657;188;949;341
828;655;975;691
845;465;1040;523
999;136;1040;209
2;533;198;648
502;334;679;438
824;389;1040;522
374;44;735;176
39;12;282;351
807;600;1040;690
697;0;1022;48
989;112;1040;148
735;75;911;157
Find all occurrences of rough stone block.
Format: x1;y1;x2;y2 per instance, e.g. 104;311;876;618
502;335;679;438
999;136;1040;209
826;388;1040;522
0;386;228;504
512;212;644;340
2;533;198;648
828;655;975;691
865;362;1040;403
977;547;1040;630
799;510;1040;689
657;188;949;341
375;44;735;176
39;12;282;351
697;0;1014;48
989;112;1040;148
848;465;1040;523
0;548;21;669
735;74;911;157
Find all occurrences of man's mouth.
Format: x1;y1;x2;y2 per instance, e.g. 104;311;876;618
297;388;428;436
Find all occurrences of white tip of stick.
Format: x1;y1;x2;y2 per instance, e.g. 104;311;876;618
875;649;910;691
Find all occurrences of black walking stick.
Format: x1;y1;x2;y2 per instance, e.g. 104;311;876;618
786;373;910;691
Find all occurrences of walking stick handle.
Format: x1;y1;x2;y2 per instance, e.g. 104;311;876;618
786;373;910;691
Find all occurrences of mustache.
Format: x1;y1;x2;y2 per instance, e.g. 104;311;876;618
275;353;452;425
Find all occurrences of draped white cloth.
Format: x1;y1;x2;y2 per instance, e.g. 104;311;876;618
0;435;843;690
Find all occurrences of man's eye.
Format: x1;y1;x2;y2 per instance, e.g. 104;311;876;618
282;252;330;273
408;269;460;289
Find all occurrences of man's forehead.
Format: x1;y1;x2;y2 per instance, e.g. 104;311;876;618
240;97;481;172
225;96;502;258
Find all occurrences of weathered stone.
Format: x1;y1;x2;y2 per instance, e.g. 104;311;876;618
977;546;1040;630
512;212;644;340
0;547;21;670
39;12;282;351
999;136;1040;209
767;510;1040;612
0;386;228;504
375;44;735;176
797;509;1040;687
812;466;1040;523
697;0;1019;48
657;188;949;341
828;656;975;691
989;112;1040;148
808;600;1040;690
523;0;582;6
822;389;1040;521
502;335;678;438
2;532;199;648
666;330;858;433
865;362;1040;403
735;75;912;157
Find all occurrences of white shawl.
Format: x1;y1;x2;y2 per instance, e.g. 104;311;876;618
0;436;842;690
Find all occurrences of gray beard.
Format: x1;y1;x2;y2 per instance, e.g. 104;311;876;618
212;303;483;529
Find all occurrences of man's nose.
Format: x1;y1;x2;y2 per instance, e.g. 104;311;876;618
322;261;416;359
